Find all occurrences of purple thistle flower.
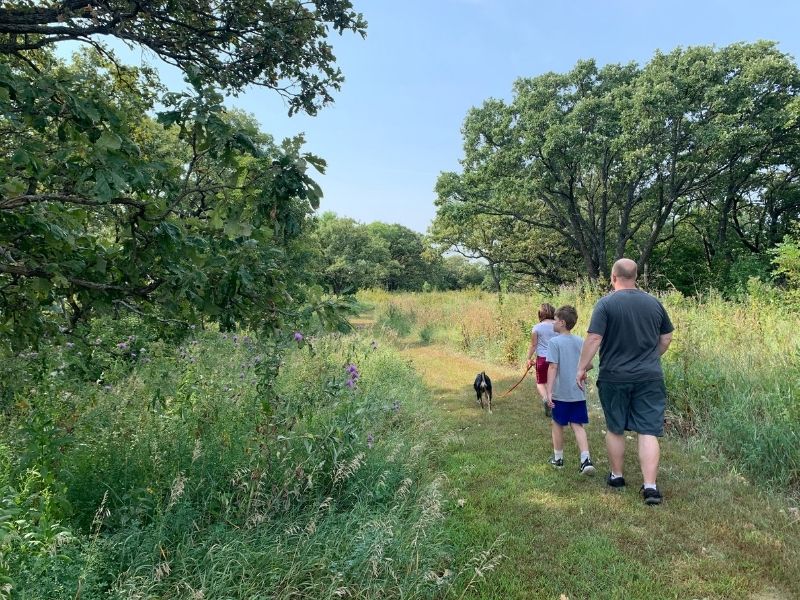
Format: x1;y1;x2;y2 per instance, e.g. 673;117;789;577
293;331;304;342
117;342;128;350
346;378;356;389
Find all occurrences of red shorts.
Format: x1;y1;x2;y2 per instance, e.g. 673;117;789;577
535;356;549;384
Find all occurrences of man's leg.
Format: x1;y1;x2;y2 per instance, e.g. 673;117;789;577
606;431;625;475
638;434;659;484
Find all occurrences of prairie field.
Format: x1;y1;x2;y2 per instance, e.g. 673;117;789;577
361;287;800;496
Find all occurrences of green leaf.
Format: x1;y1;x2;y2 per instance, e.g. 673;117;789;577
2;177;27;195
95;131;122;152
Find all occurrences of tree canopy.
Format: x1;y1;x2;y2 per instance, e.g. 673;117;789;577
0;0;366;114
433;42;800;292
1;1;366;347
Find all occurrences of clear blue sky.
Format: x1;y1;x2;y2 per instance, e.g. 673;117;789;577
66;1;800;233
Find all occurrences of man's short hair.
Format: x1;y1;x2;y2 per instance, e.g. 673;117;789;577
555;305;578;331
612;259;638;280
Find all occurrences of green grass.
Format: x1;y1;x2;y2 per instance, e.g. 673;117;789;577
360;288;800;498
0;328;478;599
394;341;800;599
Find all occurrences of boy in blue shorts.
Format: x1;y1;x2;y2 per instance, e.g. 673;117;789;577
545;305;595;475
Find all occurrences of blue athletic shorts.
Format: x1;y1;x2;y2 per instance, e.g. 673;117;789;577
551;399;589;426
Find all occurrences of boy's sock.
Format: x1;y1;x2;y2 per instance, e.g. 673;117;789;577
610;472;623;479
580;451;590;462
553;450;564;460
643;482;657;490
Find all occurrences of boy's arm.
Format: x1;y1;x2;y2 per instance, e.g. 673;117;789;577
526;331;537;368
545;362;558;408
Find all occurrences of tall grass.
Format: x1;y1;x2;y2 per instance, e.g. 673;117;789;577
359;287;800;496
1;327;478;598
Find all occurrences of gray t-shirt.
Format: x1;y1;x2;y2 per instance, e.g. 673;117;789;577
588;289;674;383
532;321;556;357
547;333;585;402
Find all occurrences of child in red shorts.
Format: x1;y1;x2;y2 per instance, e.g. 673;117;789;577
526;303;556;417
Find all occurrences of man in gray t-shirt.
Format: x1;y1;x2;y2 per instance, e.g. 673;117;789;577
576;258;674;505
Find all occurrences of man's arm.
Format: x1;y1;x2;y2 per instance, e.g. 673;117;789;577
545;362;558;408
576;333;602;390
658;332;673;356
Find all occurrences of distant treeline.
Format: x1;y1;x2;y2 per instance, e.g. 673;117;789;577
311;212;491;293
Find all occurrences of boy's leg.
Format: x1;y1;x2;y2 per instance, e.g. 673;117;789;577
551;421;564;453
569;422;590;454
536;382;548;402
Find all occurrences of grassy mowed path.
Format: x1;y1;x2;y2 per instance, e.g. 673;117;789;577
399;342;799;600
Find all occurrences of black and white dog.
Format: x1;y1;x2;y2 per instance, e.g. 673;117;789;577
473;371;493;414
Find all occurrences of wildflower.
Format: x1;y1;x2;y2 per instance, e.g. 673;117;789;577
232;335;238;343
367;433;374;449
346;378;356;389
293;331;304;342
65;342;75;349
116;342;128;350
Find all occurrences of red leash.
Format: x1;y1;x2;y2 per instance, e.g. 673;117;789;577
498;363;533;398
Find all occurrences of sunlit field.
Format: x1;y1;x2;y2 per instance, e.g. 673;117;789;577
360;287;800;497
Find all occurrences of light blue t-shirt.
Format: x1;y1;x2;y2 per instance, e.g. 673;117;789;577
547;333;585;402
532;321;556;357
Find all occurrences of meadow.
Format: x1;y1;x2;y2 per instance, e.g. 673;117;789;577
358;286;800;598
0;319;490;599
2;286;798;599
362;286;800;497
